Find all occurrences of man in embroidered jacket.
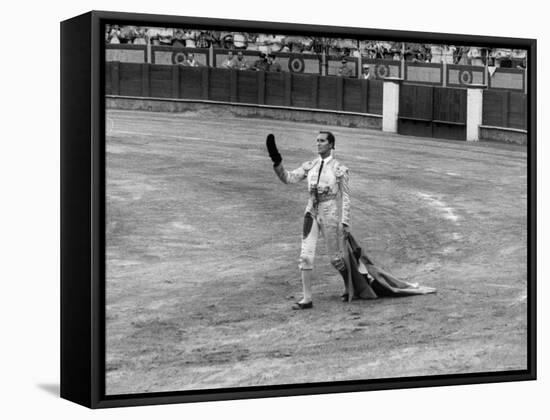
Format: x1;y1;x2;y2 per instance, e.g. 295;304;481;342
267;131;351;309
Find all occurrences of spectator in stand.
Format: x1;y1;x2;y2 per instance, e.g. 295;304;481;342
373;42;385;59
490;49;511;67
378;42;394;59
268;53;282;72
429;44;443;63
326;38;340;55
146;27;162;46
133;27;147;45
454;47;469;64
467;47;484;66
311;37;325;55
235;51;250;70
337;57;353;78
488;48;505;67
424;46;432;62
403;44;414;61
186;53;200;67
441;45;456;64
196;31;213;48
233;32;248;49
365;46;377;59
491;48;512;68
360;64;371;80
158;28;174;46
302;44;316;54
302;37;314;53
511;49;527;68
184;30;199;48
280;36;294;53
172;29;186;48
257;33;272;55
253;52;270;71
389;42;402;60
404;43;426;62
209;31;222;48
119;26;137;44
108;25;121;44
117;26;128;44
176;52;189;66
285;36;311;53
415;45;429;62
270;35;285;53
221;50;237;69
288;39;301;53
221;32;234;49
246;34;259;51
486;48;495;66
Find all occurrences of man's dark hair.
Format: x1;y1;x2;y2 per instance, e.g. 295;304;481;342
319;131;336;149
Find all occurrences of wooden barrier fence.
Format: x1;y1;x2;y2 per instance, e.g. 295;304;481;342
105;61;383;115
482;90;527;130
105;60;528;139
398;84;467;140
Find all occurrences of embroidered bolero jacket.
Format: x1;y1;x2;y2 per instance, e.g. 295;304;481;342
274;156;350;226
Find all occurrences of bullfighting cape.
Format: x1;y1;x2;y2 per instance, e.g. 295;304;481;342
345;233;436;299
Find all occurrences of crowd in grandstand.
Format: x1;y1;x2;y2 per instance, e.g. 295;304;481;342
219;50;282;72
105;25;527;68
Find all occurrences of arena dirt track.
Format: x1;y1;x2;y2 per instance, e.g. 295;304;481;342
105;109;527;394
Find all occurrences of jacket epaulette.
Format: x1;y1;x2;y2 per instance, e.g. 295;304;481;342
334;161;349;178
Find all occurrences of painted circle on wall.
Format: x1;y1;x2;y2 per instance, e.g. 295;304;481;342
172;51;187;65
288;56;305;73
459;69;473;84
375;64;390;79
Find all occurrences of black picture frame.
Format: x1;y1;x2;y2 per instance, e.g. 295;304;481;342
61;10;536;409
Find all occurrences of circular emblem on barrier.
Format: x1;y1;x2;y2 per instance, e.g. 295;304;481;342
459;69;473;85
172;51;187;65
375;64;390;79
288;56;305;73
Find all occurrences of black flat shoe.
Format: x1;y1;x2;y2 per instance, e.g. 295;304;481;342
292;301;313;310
341;293;349;302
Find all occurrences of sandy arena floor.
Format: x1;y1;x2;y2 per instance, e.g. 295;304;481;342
105;109;528;395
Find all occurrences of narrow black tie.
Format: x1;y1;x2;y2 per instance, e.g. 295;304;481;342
316;160;324;185
314;160;324;207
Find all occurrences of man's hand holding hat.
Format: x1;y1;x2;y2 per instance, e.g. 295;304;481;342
266;134;282;167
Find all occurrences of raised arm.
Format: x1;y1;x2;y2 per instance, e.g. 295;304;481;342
266;134;308;184
273;162;308;184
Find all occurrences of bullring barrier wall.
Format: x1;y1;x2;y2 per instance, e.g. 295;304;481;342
105;58;528;144
105;62;384;115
